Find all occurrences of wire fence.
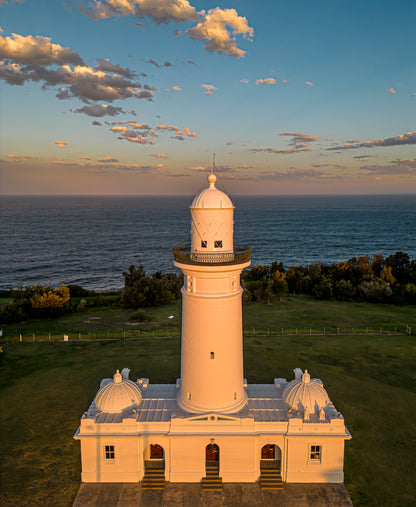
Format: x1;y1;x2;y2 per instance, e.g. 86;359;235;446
1;325;412;344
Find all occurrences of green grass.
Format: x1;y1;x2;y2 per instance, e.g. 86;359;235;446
1;298;415;506
2;297;414;341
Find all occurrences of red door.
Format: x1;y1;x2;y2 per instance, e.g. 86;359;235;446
150;444;164;459
206;444;219;461
261;444;275;459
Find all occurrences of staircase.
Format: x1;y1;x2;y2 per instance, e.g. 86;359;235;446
202;461;223;491
259;460;283;490
142;460;165;490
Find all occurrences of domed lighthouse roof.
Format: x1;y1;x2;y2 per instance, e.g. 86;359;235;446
282;370;330;415
94;370;142;413
191;174;234;209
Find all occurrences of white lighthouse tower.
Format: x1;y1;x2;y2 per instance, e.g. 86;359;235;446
173;172;251;413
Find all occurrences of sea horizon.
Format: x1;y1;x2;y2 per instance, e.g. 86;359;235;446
1;194;415;291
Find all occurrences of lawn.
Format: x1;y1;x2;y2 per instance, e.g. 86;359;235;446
0;299;415;506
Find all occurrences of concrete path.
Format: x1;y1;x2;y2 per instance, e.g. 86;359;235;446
73;482;353;507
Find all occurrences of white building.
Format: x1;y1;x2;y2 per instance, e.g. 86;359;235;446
74;174;351;491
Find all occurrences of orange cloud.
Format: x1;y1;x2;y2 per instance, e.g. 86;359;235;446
54;141;68;148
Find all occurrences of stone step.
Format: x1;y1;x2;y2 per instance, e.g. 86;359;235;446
202;475;223;492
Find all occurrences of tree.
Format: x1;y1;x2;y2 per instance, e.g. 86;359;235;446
30;284;70;309
271;270;288;301
386;251;410;283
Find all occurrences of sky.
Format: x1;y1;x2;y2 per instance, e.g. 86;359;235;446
0;0;415;195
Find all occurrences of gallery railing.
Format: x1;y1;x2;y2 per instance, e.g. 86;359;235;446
173;244;251;266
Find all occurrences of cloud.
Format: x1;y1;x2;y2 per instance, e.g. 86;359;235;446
328;132;416;150
80;0;198;24
83;156;92;159
387;87;396;94
145;58;160;68
7;154;37;161
353;155;372;160
97;156;119;162
280;132;319;144
360;158;416;175
0;32;85;66
95;58;136;78
240;78;248;84
108;121;197;145
226;141;232;145
186;60;197;66
48;159;164;172
305;81;313;86
92;120;101;126
411;93;416;97
256;77;276;85
74;103;125;117
187;166;207;171
54;141;68;148
185;7;253;58
163;60;172;67
79;3;252;59
0;31;153;103
249;147;313;155
166;85;181;91
258;168;342;181
347;139;360;143
201;83;217;91
111;125;156;144
150;153;167;158
156;124;197;137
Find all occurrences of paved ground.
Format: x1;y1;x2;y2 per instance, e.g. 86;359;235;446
73;483;353;507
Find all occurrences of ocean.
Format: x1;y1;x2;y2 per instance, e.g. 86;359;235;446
1;194;415;291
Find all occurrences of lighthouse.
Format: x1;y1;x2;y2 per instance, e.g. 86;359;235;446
173;172;251;413
75;170;350;491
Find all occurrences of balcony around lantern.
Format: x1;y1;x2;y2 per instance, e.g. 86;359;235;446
173;244;251;266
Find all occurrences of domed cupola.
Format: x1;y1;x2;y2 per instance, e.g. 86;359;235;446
94;370;142;413
190;173;234;257
282;370;330;417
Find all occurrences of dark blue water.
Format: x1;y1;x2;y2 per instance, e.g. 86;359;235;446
1;195;415;291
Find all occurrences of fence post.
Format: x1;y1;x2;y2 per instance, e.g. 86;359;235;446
267;328;269;336
94;332;96;340
20;334;22;343
33;334;35;342
78;333;81;340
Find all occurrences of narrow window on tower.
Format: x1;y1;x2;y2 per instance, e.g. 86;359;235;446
210;352;215;359
187;392;191;400
214;240;222;248
104;445;115;460
234;392;237;400
201;240;207;248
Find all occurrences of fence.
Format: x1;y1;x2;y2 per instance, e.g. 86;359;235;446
1;325;412;344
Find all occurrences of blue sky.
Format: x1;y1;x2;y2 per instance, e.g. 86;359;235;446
0;0;415;194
